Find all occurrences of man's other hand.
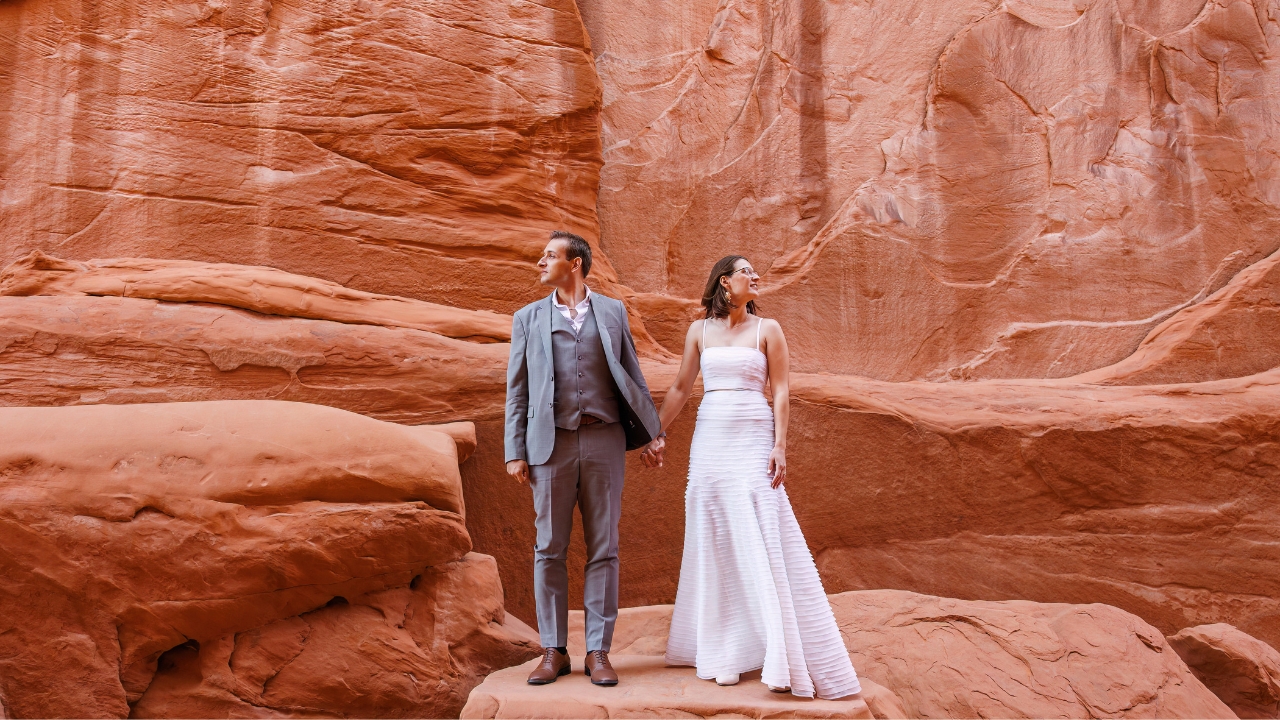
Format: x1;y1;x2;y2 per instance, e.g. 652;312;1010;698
506;459;531;485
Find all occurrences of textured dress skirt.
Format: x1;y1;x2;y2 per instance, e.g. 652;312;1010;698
663;345;861;700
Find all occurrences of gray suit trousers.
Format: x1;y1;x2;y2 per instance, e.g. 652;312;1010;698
530;422;625;652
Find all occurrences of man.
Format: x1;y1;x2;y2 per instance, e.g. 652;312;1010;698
504;231;662;687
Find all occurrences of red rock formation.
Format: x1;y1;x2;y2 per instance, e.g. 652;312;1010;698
133;554;539;719
0;400;535;718
0;251;513;342
1169;623;1280;718
0;294;508;423
0;0;601;315
7;282;1280;655
579;0;1280;381
1075;246;1280;386
466;595;1232;720
832;590;1234;718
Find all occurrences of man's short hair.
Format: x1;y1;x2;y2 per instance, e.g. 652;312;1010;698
551;230;592;278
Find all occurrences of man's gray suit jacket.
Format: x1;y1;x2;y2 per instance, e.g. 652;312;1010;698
505;292;661;466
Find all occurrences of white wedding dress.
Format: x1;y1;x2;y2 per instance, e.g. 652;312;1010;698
664;319;861;700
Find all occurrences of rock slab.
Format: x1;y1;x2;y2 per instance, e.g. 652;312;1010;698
460;656;876;720
1170;623;1280;719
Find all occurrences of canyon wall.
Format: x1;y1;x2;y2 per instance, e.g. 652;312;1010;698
580;0;1280;380
5;0;1280;716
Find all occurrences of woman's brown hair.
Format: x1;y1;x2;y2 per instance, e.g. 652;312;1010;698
701;255;759;319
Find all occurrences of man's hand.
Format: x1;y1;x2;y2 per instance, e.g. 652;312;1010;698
506;459;531;486
641;435;666;468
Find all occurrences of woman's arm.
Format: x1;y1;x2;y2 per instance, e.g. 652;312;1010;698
641;320;704;467
762;319;790;488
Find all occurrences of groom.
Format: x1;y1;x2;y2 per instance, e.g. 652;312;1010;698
504;230;662;687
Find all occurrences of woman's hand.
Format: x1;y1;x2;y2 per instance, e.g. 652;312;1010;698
767;446;786;489
641;435;666;468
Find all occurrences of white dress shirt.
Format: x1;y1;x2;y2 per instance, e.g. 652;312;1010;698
552;288;592;333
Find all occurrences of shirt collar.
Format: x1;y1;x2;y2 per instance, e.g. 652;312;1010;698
551;287;591;312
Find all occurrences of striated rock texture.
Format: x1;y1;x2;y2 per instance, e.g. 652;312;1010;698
133;553;540;719
0;0;601;315
1169;623;1280;718
1075;246;1280;386
0;251;513;342
0;294;509;423
580;0;1280;380
831;590;1234;719
0;400;536;718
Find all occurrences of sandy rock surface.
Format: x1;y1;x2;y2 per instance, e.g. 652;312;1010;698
0;400;486;718
1170;623;1280;718
460;656;880;720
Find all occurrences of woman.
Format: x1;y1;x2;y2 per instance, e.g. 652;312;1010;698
641;256;861;700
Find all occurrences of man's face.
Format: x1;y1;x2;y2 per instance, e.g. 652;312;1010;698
537;238;578;286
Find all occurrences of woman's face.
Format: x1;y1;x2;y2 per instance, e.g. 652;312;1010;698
721;258;760;306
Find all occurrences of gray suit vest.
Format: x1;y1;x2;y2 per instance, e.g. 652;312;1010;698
551;305;620;430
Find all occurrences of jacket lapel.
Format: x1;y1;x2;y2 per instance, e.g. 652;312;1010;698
592;297;634;399
540;294;554;370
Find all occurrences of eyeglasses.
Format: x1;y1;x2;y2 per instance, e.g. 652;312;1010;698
728;266;758;277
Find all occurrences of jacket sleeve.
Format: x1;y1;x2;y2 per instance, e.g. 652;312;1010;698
504;311;530;463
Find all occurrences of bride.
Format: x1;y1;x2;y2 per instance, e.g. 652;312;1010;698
641;255;861;700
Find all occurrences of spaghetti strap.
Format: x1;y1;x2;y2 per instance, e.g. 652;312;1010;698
754;317;762;351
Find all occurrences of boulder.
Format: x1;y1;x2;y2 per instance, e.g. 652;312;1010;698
0;400;484;718
133;553;540;719
1169;623;1280;718
833;589;1234;719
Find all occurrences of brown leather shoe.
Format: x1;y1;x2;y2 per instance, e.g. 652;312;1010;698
526;648;571;685
583;650;619;686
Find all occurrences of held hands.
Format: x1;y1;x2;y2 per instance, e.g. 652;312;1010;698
505;459;530;486
767;446;787;489
641;435;666;468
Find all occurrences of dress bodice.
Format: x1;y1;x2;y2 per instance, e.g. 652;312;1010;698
700;346;768;392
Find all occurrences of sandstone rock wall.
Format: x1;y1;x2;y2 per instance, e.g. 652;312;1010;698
0;0;601;314
579;0;1280;380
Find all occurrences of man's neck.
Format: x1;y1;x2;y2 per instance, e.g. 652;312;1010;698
554;281;588;308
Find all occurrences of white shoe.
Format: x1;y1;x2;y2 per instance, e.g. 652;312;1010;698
715;673;740;686
768;685;790;693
